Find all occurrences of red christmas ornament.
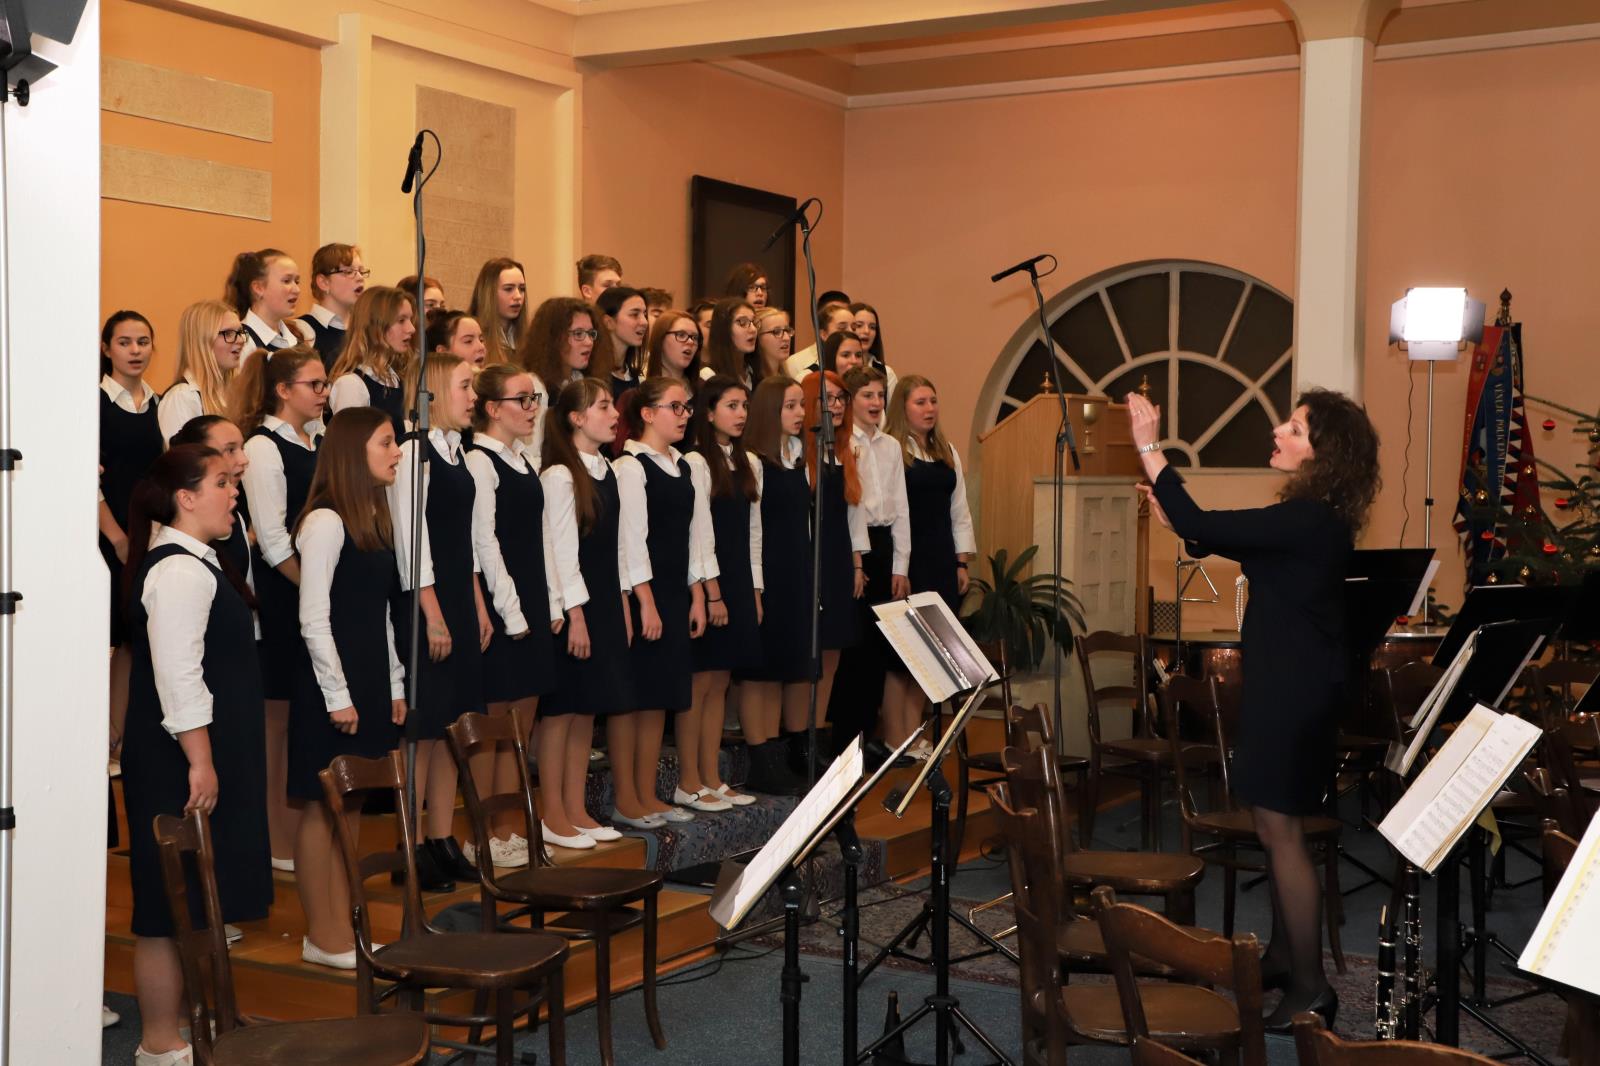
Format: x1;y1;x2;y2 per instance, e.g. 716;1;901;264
1543;542;1559;555
1542;418;1557;431
1479;530;1495;541
1556;497;1570;508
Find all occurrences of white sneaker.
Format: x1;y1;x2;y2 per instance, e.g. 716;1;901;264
487;837;525;868
300;937;356;970
715;784;757;806
541;823;597;849
505;833;530;859
102;1005;120;1028
580;824;623;842
270;857;295;873
224;924;242;945
673;786;733;813
134;1043;192;1065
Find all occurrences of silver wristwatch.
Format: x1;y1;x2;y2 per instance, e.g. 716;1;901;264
1138;442;1162;455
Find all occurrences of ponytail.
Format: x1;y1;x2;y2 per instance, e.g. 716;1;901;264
223;247;288;317
229;345;321;433
124;445;255;611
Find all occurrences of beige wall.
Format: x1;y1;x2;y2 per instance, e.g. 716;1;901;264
581;62;846;313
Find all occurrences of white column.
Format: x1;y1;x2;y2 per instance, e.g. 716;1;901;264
3;2;108;1061
1292;34;1373;399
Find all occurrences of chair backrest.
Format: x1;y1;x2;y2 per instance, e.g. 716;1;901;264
1092;885;1265;1066
974;638;1014;709
152;810;241;1063
1528;659;1599;719
320;750;429;953
1003;742;1081;864
988;784;1071;1063
1540;720;1599;830
1131;1037;1205;1066
1005;703;1054;755
1158;674;1231;821
1293;1012;1499;1064
445;708;547;880
1075;630;1153;744
1382;661;1445;742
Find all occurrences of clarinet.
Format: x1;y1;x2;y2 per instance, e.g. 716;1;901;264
1375;903;1399;1038
1374;862;1425;1039
1401;861;1423;1039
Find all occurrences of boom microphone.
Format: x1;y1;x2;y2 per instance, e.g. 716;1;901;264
762;197;820;252
400;132;425;194
989;253;1051;285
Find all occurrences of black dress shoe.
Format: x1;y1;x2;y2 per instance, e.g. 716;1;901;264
410;840;456;893
1265;985;1337;1033
863;738;892;768
1259;959;1290;991
432;836;478;881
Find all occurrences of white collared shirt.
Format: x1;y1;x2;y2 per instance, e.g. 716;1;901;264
389;428;478;592
306;302;346;331
240;415;321;568
295;509;405;710
329;365;401;417
685;445;765;591
853;423;911;576
612;440;713;589
240;310;311;360
784;346;820;382
540;449;627;611
101;374;156;415
142;525;223;735
157;373;203;446
906;438;978;558
465;435;562;633
518;371;551;471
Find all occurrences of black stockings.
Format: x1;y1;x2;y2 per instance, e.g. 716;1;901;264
1253;807;1327;1021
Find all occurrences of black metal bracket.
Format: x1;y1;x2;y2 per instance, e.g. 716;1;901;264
0;448;19;470
0;591;20;615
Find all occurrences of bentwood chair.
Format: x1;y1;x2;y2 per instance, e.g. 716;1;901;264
446;709;666;1066
320;751;570;1066
1293;1013;1500;1064
1130;1036;1206;1066
152;809;431;1066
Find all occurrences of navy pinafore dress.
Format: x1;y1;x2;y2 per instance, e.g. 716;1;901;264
545;466;634;716
904;457;962;614
628;454;694;712
745;456;813;683
473;443;559;703
693;464;763;674
248;426;319;699
100;388;163;646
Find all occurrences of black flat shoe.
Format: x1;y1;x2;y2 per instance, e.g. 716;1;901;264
1265;985;1337;1033
432;836;478;881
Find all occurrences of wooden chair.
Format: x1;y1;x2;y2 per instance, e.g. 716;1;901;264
1159;674;1346;973
1379;660;1445;746
1093;885;1267;1066
152;809;432;1066
445;709;666;1066
320;750;570;1066
1293;1012;1499;1063
1003;735;1204;925
1076;631;1202;850
1527;658;1599;722
1130;1036;1205;1066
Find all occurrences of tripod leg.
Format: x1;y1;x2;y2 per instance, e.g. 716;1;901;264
951;1005;1015;1066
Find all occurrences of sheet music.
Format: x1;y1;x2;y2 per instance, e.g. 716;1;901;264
1385;630;1478;776
708;738;863;930
1406;560;1442;618
1519;809;1600;996
1379;704;1541;872
874;592;997;705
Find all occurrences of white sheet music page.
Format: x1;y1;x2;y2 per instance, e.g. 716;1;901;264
1519;809;1600;996
873;592;996;706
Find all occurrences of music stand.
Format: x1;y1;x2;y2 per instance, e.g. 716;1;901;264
1429;584;1575;666
1555;569;1600;644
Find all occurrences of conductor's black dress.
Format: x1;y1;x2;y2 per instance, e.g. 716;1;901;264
1151;465;1352;816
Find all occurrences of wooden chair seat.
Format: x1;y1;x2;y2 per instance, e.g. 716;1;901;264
1189;808;1343;843
1063;850;1205;892
1061;983;1240;1047
374;930;569;990
1057;917;1206;975
212;1015;432;1066
493;865;660;910
972;749;1091;775
1099;737;1185;765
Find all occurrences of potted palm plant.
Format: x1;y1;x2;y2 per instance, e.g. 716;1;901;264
960;545;1085;671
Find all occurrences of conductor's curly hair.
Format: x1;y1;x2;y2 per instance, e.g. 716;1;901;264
1281;388;1381;534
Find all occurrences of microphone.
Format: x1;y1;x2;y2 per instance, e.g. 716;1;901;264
990;253;1051;285
400;132;425;194
762;197;819;252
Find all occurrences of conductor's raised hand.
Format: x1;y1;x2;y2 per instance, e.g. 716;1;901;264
1125;392;1162;450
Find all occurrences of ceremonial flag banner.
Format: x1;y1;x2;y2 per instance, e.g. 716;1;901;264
1453;323;1541;586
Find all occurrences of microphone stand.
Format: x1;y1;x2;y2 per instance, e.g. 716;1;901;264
793;199;828;792
993;259;1078;759
401;131;438;934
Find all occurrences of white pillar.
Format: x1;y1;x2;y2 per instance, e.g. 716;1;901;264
3;2;108;1061
1292;33;1373;399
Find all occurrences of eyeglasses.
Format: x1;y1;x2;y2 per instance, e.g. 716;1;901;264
568;328;599;341
824;393;847;409
667;330;701;347
292;379;330;394
748;282;769;292
763;326;796;339
334;267;372;280
217;328;249;343
649;401;695;417
493;393;540;411
732;317;756;329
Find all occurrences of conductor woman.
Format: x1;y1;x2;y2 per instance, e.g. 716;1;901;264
1127;387;1379;1030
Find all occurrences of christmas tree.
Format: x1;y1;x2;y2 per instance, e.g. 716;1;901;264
1479;396;1600;586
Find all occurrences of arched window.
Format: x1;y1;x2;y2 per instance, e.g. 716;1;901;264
983;261;1294;468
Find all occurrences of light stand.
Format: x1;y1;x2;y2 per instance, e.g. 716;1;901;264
0;69;21;1066
990;257;1078;758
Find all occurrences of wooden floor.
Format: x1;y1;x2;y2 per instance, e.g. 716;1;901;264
104;719;1022;1025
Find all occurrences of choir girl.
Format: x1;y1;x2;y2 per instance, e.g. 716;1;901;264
737;378;813;793
101;311;163;754
157;301;245;443
470;257;529;366
752;306;794;383
397;274;446;314
849;302;899;398
232;345;327;868
539;378;634;848
699;297;758;387
685;374;764;804
427;308;489;370
828;364;910;760
300;243;367;361
613;310;703;450
613;378;712;822
516;296;599;466
723;262;769;309
463;364;563;864
880;375;975;754
783;300;854;381
166;416;254;590
121;445;271;1066
327;286;414;438
225;248;313;358
390;353;489;888
641;287;674;325
689;299;716;340
595;285;651;401
291;407;406;968
822;330;865;379
577;253;623;304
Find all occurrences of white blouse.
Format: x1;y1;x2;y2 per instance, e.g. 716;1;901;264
142;526;223;735
157;376;203;444
101;374;155;414
329;366;400;417
389;428;479;592
240;310;312;361
540;449;628;612
240;415;320;569
685;445;765;591
853;423;911;576
906;438;978;559
296;509;405;711
612;440;715;589
464;435;562;635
